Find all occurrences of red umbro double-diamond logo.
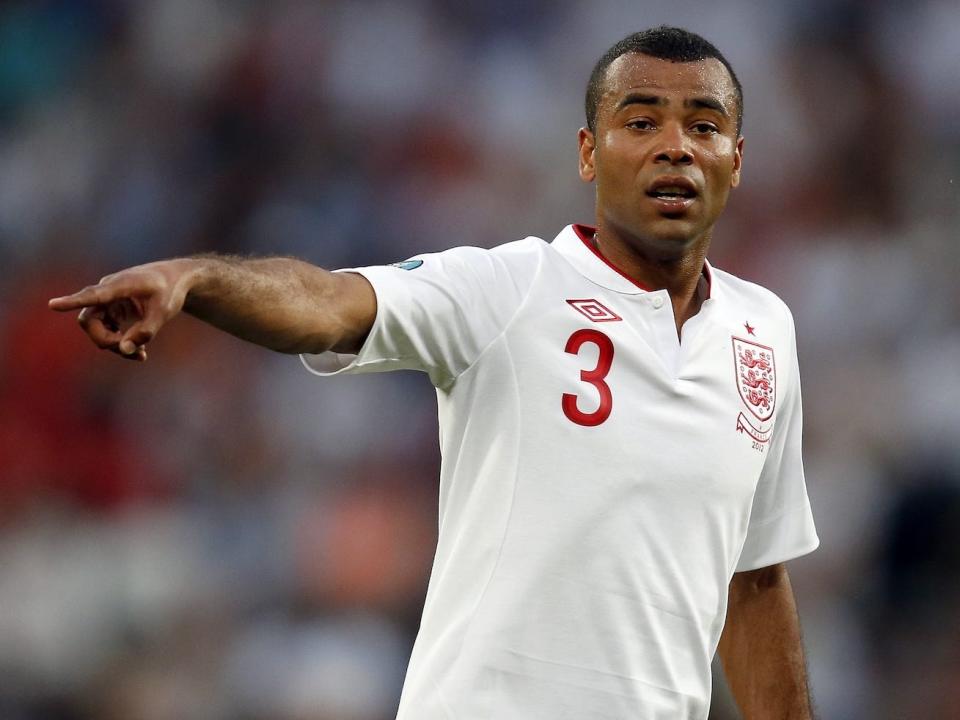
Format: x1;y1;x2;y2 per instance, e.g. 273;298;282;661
566;299;622;323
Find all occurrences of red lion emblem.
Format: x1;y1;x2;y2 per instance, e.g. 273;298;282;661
740;368;771;391
732;337;776;424
738;348;771;371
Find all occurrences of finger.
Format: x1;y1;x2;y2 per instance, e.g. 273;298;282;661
105;297;138;332
118;304;164;355
49;284;121;312
119;346;148;362
107;344;147;362
78;307;123;350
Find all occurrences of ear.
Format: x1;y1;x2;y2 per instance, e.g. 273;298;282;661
730;136;744;188
578;127;596;183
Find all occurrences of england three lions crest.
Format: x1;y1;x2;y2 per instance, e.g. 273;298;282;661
732;337;777;443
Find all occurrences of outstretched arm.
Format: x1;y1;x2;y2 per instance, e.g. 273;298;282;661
717;562;815;720
48;255;377;361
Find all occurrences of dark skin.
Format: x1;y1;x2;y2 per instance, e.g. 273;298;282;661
49;50;813;720
578;54;743;338
720;563;816;719
581;54;813;720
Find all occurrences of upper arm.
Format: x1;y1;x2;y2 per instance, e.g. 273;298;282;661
729;562;788;600
735;305;819;572
301;241;541;385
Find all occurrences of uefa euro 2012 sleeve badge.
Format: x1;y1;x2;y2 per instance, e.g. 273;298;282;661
732;337;776;444
390;259;424;271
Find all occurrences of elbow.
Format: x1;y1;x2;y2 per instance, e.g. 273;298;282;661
731;562;788;596
281;325;369;356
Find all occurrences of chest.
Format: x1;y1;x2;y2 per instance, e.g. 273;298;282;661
497;276;785;493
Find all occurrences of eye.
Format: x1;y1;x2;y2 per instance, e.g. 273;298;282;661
690;122;719;134
626;118;655;131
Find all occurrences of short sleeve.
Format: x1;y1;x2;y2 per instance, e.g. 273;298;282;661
300;240;541;388
735;307;819;572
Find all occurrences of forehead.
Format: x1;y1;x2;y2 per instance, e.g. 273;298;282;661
600;53;737;113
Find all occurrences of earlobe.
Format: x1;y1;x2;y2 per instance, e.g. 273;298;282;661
578;128;596;183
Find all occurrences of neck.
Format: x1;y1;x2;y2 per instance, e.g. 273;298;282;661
592;224;711;334
594;226;708;294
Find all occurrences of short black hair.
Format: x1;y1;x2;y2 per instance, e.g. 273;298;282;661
585;26;743;135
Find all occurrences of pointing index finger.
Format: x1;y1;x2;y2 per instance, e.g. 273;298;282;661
49;284;116;312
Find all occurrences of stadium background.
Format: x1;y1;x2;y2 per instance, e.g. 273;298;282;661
2;1;958;718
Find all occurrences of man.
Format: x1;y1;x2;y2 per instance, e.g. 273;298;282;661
51;26;818;720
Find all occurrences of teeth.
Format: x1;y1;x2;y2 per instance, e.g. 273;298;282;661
649;184;695;199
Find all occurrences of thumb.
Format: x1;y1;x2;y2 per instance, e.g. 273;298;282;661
118;304;165;355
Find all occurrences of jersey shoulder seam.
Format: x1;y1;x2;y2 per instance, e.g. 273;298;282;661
712;265;793;315
443;238;546;388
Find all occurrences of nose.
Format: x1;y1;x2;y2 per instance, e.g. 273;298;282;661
653;123;693;166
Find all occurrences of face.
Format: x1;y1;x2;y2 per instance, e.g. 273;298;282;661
578;54;743;258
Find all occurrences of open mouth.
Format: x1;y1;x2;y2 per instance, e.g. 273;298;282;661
646;186;697;200
645;178;698;213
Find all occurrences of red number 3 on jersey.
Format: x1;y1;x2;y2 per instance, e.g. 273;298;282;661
562;329;614;426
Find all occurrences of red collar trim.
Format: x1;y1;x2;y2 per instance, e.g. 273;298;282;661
702;259;713;300
572;223;712;299
572;224;653;292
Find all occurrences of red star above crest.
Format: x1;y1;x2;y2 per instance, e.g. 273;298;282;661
744;321;756;336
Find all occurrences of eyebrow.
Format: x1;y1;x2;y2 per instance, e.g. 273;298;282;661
688;96;728;117
616;92;729;118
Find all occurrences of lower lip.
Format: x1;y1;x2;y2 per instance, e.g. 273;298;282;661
646;195;696;213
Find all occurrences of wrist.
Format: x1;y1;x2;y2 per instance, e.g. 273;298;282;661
179;257;221;313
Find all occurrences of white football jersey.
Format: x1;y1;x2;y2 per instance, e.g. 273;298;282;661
302;224;819;720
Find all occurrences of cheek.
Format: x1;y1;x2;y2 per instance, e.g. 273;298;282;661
705;146;738;183
599;131;646;165
715;138;740;173
700;156;736;208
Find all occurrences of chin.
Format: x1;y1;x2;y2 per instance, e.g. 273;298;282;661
605;212;708;260
640;220;703;255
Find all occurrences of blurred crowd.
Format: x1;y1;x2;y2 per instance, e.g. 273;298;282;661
1;0;958;718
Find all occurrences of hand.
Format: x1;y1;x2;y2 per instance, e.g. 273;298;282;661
48;260;197;361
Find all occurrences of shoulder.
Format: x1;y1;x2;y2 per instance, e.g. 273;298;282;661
404;236;547;279
407;236;546;261
711;265;796;331
447;236;548;263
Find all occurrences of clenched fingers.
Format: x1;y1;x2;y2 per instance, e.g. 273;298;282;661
119;310;163;354
77;309;147;361
74;301;150;361
78;306;122;349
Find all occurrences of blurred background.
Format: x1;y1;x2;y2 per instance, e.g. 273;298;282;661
1;0;958;718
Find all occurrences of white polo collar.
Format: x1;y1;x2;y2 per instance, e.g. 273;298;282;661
551;224;715;299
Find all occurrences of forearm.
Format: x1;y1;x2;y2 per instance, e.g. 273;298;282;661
717;564;814;720
183;255;375;354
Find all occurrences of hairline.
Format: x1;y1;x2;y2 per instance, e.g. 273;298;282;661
588;51;743;136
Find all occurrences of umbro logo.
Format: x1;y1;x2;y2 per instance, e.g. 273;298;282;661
566;299;622;323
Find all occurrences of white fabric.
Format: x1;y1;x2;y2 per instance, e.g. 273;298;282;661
302;224;819;719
